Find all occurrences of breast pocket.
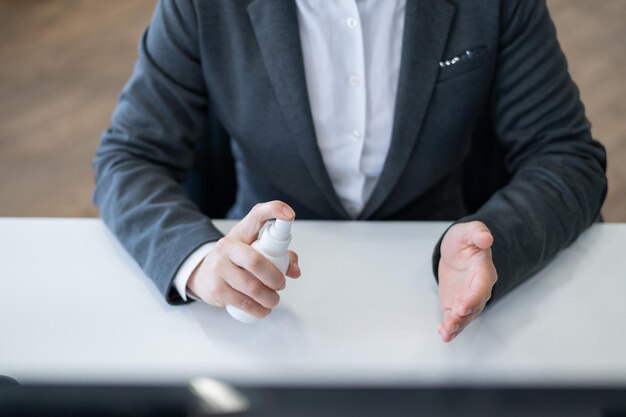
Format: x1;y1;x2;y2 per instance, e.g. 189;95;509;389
437;46;489;83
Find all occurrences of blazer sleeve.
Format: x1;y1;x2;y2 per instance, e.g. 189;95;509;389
93;0;223;304
432;0;607;302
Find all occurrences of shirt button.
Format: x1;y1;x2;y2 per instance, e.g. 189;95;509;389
351;130;361;141
346;18;357;28
349;75;360;86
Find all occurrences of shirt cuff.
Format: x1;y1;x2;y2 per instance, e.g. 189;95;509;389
173;242;217;301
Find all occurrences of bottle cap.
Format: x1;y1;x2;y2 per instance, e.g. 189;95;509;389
259;219;292;256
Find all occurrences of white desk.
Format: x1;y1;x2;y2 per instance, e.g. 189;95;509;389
1;218;625;387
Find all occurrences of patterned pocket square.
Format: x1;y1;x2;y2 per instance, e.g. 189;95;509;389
439;46;487;68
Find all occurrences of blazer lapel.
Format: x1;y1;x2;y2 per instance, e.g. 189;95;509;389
360;0;456;219
247;0;350;219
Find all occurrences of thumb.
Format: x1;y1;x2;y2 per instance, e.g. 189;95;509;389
470;223;493;250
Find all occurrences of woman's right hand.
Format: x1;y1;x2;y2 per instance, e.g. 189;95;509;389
187;201;301;318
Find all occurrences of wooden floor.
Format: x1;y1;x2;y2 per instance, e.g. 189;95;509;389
0;0;625;220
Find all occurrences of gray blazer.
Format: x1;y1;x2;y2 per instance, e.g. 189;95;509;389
93;0;607;305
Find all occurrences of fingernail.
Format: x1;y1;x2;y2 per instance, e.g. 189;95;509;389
282;207;295;218
280;281;286;290
293;263;301;274
453;324;460;333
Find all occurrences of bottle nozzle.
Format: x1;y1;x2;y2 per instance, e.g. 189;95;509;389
271;219;292;240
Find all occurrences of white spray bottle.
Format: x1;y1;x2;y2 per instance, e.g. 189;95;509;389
226;219;293;323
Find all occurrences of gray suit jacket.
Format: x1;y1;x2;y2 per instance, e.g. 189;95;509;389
93;0;607;305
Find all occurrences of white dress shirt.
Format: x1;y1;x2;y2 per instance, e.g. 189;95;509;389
175;0;406;300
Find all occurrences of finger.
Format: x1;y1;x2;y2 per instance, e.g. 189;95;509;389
454;272;493;317
439;308;482;343
455;290;483;317
286;250;301;278
449;310;483;342
457;309;482;334
228;201;295;244
439;324;457;343
441;310;462;334
188;263;265;317
216;238;286;291
438;309;460;341
470;223;493;250
222;263;280;309
221;282;272;319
